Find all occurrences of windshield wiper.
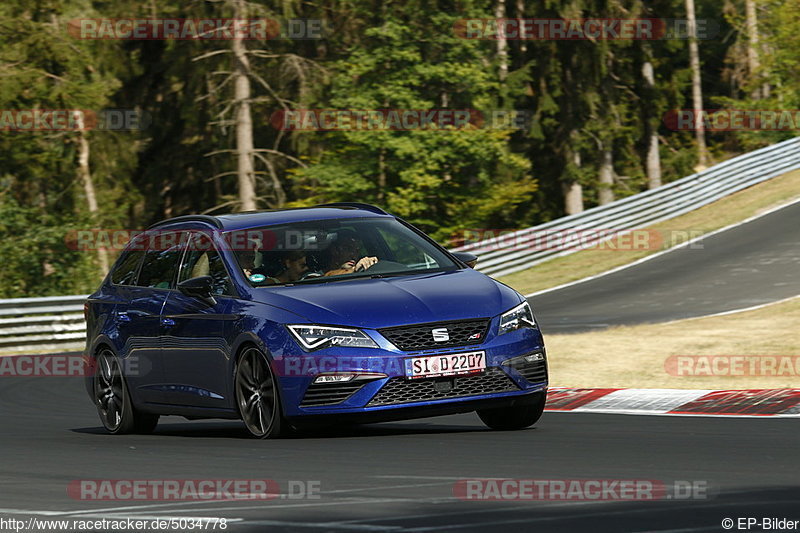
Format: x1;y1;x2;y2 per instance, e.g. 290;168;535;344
283;276;345;286
368;272;409;279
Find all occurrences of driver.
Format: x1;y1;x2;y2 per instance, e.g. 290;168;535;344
324;229;378;276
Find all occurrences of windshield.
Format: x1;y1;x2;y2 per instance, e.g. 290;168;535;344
229;217;459;286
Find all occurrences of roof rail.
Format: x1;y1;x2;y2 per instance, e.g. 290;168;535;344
148;214;223;230
315;202;389;215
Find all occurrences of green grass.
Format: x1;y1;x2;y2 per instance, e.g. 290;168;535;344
546;296;800;389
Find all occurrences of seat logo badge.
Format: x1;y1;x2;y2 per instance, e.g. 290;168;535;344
432;328;450;342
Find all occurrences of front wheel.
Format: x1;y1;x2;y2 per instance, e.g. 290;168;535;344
94;349;159;434
234;347;288;438
477;392;546;430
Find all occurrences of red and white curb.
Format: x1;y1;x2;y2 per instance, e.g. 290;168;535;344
544;388;800;417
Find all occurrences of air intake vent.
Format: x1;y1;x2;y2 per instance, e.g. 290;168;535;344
367;368;518;406
503;353;548;384
300;381;367;407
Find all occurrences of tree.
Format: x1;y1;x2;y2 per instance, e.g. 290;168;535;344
0;0;129;290
686;0;708;169
232;0;258;211
640;43;662;189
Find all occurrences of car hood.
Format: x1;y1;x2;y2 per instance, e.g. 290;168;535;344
252;268;522;329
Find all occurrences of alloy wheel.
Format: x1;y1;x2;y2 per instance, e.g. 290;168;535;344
95;349;125;431
235;347;279;437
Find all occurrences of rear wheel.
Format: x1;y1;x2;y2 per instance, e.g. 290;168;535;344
235;347;287;438
477;392;546;430
94;349;159;434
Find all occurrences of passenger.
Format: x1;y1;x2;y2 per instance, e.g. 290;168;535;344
323;230;378;276
239;237;263;278
241;248;308;284
239;250;258;278
274;251;310;283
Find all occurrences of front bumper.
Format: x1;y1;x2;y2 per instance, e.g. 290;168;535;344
287;389;546;427
274;325;547;418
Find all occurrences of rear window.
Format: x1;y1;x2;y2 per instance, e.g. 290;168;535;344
136;232;186;289
110;249;145;286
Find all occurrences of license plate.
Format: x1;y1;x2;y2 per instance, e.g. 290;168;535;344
405;351;486;380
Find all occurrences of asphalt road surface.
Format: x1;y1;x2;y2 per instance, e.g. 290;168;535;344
530;199;800;333
0;376;798;532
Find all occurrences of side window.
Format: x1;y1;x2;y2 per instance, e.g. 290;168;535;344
111;248;145;286
178;233;235;296
137;232;186;290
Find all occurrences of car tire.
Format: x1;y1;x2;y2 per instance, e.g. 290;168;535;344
234;346;288;439
94;348;159;435
477;392;546;430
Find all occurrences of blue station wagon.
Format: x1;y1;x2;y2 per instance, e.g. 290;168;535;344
84;203;548;438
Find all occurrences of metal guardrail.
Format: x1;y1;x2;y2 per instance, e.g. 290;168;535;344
2;137;800;355
0;295;87;354
453;137;800;278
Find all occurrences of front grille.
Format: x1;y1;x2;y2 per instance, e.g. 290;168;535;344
367;367;519;406
300;381;368;407
514;359;548;383
379;319;490;351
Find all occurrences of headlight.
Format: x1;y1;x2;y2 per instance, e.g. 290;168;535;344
287;325;378;350
498;301;536;335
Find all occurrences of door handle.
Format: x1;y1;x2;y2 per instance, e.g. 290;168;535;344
116;312;131;322
161;317;176;327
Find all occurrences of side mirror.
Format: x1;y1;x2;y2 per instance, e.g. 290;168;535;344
452;251;478;268
177;276;216;305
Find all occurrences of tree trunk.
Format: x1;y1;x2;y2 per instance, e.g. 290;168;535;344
74;111;109;274
564;141;584;215
686;0;708;170
564;181;584;215
495;0;508;81
645;131;662;188
232;0;257;212
641;58;662;189
264;157;287;207
516;0;526;54
598;147;614;205
745;0;759;98
745;0;768;99
377;149;386;203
